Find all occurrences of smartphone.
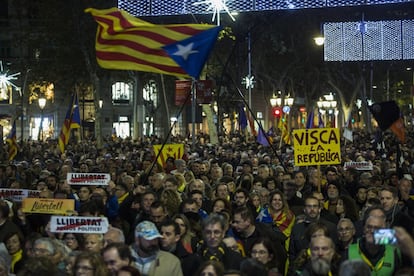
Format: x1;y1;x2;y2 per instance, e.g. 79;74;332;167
373;229;397;245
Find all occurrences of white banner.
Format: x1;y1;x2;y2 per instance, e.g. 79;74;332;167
66;173;111;186
343;161;373;171
0;189;41;202
50;216;109;233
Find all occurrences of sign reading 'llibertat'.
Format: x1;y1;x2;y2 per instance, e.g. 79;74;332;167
0;189;41;202
22;198;75;215
293;128;341;166
67;173;110;186
50;216;109;233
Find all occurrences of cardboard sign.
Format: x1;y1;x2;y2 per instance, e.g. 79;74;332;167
344;161;373;171
293;128;341;166
22;198;75;215
67;173;110;186
0;189;40;202
50;216;109;233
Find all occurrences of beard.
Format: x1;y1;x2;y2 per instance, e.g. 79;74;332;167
311;257;331;275
139;243;159;256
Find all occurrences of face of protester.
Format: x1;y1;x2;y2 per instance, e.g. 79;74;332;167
270;193;284;212
84;234;103;252
310;236;335;263
204;222;225;249
213;200;226;213
216;184;229;199
5;233;21;255
234;192;248;207
327;184;339;200
336;199;344;215
75;259;95;276
174;218;187;237
304;198;321;220
258;166;270;180
136;236;159;257
150;206;167;226
64;234;79;250
200;265;219;276
78;187;91;201
191;180;205;193
232;213;250;234
160;225;180;251
294;172;306;189
356;188;367;203
364;215;386;244
251;243;273;265
191;193;204;208
103;247;130;275
380;190;398;212
251;195;261;208
141;193;155;213
337;221;355;244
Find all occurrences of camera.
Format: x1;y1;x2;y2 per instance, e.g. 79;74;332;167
373;229;397;245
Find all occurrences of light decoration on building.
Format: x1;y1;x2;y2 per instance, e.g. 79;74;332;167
0;61;20;101
193;0;235;25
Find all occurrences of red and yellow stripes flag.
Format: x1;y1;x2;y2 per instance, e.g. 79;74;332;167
85;8;221;79
6;120;18;161
153;144;184;168
58;93;81;153
278;115;291;145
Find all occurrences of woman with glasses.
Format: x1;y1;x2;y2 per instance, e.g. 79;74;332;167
250;237;283;276
73;251;109;276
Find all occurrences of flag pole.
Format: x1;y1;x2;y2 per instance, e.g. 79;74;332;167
191;78;197;150
142;90;191;185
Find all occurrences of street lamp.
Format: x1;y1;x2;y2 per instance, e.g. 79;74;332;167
38;96;46;141
317;93;337;127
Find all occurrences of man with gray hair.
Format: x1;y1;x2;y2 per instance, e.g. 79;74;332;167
197;213;243;271
130;220;183;276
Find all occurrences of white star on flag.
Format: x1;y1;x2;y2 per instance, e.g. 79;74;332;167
172;43;198;60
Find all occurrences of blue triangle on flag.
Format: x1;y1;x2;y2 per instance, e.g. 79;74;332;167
163;26;222;79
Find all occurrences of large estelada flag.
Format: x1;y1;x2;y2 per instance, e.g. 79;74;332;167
85;8;222;79
6;120;18;161
58;93;81;153
369;101;405;143
153;144;184;167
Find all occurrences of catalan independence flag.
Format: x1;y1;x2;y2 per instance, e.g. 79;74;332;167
6;120;18;161
153;144;184;168
58;93;81;153
86;8;222;79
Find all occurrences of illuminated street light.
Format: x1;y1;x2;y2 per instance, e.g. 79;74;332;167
38;97;46;141
193;0;236;25
314;36;325;46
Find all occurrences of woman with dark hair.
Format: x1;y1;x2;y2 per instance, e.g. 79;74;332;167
211;198;232;214
4;231;25;274
335;195;360;222
196;260;225;276
73;251;109;276
117;265;141;276
62;233;84;251
250;237;283;275
256;189;295;246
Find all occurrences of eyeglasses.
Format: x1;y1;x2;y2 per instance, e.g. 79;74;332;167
76;266;94;271
251;250;268;255
338;227;353;233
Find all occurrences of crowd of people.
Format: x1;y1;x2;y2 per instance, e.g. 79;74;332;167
0;128;413;276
